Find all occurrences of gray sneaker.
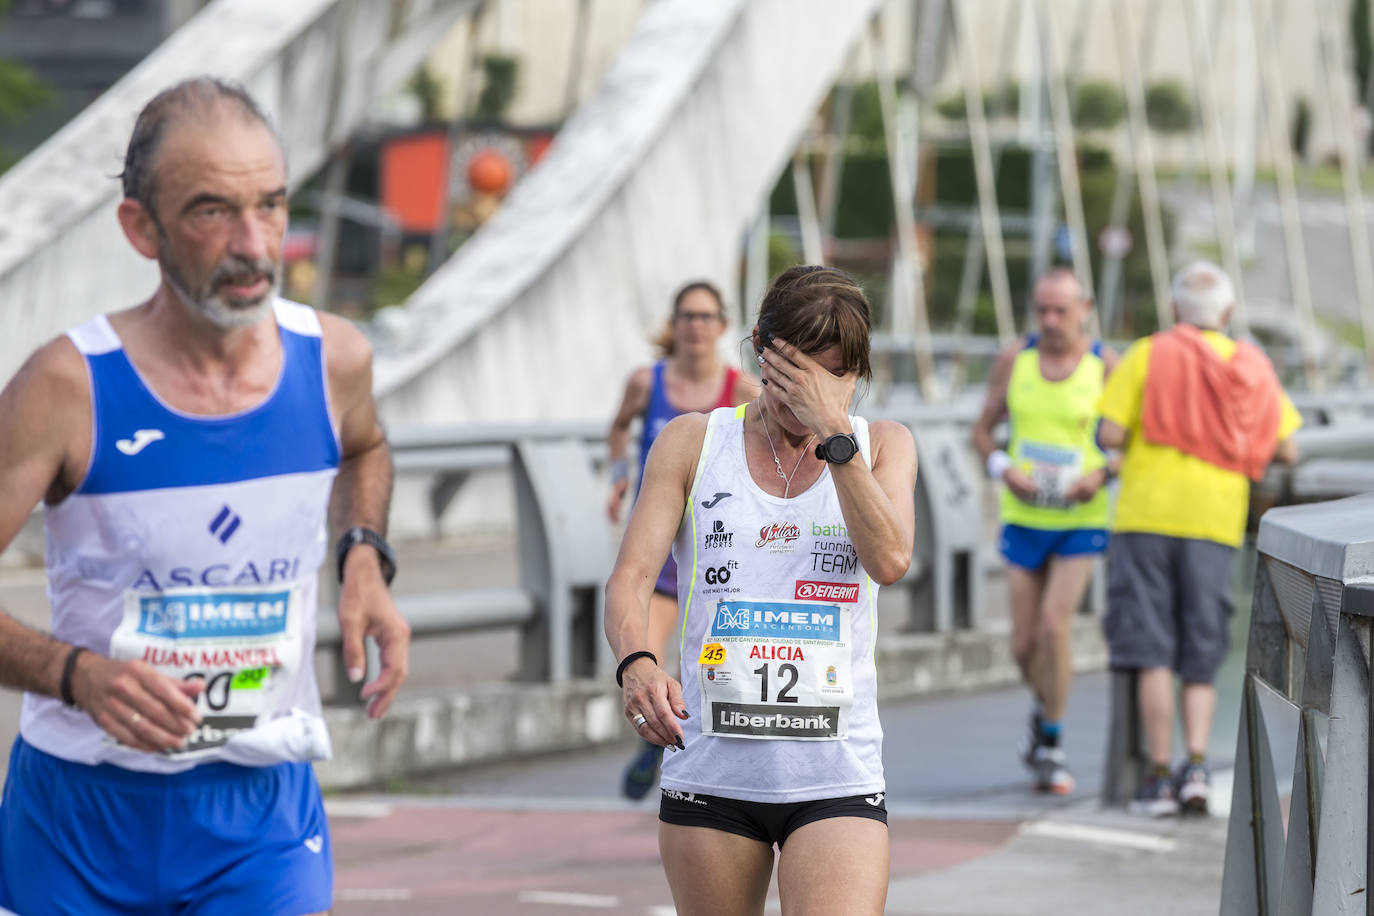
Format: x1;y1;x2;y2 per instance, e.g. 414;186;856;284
1175;761;1210;815
1130;773;1180;817
1030;745;1075;795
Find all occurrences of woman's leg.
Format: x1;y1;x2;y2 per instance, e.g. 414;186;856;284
659;822;775;916
776;817;888;916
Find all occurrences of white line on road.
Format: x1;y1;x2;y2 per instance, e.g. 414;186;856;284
1020;820;1178;853
645;907;677;916
517;890;621;908
324;799;394;819
337;888;413;901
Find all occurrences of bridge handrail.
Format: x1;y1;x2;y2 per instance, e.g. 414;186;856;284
352;401;1374;697
1220;492;1374;914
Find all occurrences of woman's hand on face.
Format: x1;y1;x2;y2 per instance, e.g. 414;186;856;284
758;338;856;437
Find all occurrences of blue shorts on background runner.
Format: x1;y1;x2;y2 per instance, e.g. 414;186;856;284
1000;523;1107;570
0;737;332;916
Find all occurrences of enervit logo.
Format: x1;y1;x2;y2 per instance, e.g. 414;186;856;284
208;505;242;544
755;522;801;549
794;580;859;602
710;600;840;639
137;590;290;639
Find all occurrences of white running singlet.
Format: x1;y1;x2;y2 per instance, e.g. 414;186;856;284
659;405;884;803
23;300;339;772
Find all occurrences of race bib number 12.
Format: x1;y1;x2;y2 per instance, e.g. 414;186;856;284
699;598;852;741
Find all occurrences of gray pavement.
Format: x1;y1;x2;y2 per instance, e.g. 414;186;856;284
329;669;1236;914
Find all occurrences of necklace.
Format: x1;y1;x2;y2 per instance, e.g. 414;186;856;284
759;405;815;499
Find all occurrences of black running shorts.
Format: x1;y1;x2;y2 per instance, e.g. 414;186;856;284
658;788;887;847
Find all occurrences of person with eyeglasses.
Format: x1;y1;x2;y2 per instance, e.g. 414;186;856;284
606;281;757;800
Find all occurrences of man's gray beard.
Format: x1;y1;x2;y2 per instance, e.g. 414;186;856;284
166;270;279;330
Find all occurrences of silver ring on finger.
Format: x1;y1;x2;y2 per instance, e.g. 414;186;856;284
632;713;647;729
130;712;142;725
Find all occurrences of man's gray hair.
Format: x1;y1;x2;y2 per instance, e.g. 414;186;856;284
1171;260;1235;329
120;76;279;216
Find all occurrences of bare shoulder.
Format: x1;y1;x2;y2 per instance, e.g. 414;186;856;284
317;311;374;379
653;411;710;457
624;364;653;396
991;338;1026;381
0;334;91;496
867;419;916;463
3;334;88;414
732;370;760;404
1100;343;1121;374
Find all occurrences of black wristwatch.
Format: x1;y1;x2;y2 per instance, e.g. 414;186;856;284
336;527;397;586
815;433;860;464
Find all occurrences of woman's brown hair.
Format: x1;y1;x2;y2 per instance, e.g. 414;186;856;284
755;265;872;380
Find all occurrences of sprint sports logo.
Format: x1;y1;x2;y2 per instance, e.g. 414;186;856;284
794;580;859;603
755;522;801;552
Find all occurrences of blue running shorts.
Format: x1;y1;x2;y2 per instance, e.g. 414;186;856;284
1000;523;1108;571
0;736;331;916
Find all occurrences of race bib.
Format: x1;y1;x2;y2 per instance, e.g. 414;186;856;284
699;598;852;741
109;583;303;759
1017;441;1082;509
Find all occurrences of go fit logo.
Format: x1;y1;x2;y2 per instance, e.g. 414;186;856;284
794;580;859;603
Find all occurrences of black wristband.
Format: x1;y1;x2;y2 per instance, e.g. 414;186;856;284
336;526;397;586
615;650;658;687
60;646;87;708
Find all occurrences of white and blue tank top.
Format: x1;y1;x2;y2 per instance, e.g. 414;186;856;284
25;299;340;773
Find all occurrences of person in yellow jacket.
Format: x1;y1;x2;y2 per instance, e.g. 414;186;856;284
1098;261;1300;817
973;269;1117;795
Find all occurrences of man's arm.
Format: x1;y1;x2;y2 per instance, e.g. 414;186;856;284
972;341;1037;502
0;339;201;751
320;314;409;718
970;343;1016;462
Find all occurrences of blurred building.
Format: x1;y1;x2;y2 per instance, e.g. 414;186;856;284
0;0;210;154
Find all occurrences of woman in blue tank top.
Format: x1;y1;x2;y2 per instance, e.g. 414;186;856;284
606;281;756;800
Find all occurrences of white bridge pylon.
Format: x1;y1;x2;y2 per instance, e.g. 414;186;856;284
372;0;886;425
0;0;479;388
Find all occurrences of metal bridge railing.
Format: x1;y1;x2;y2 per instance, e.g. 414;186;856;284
319;402;1374;702
1220;492;1374;915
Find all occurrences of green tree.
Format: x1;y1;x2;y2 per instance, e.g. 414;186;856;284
1072;80;1125;130
474;55;518;121
1144;80;1193;133
0;0;51;171
1355;0;1372;105
407;64;445;123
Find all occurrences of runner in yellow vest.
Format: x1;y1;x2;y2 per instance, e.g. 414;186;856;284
973;269;1118;794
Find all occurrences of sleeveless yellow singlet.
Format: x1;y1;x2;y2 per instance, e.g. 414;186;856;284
1000;338;1109;530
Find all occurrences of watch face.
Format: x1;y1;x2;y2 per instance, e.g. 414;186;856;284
827;435;858;462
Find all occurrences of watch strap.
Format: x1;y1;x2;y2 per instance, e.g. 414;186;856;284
336;526;397;586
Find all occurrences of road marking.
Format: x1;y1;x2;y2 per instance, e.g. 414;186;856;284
1020;820;1177;853
517;890;621;908
325;799;393;819
337;888;413;901
646;907;677;916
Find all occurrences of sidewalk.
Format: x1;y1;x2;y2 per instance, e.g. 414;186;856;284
329;803;1225;916
328;670;1232;915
